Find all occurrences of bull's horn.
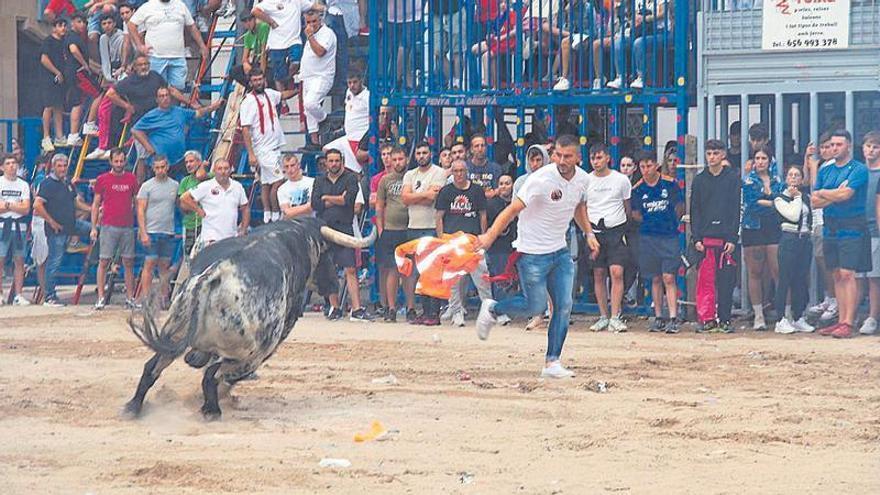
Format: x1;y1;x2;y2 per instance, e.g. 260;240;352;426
320;226;377;249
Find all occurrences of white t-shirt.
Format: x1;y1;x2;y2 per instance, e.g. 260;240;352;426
344;87;370;141
0;176;31;219
514;165;589;254
585;170;632;229
257;0;314;50
190;178;249;242
239;89;285;151
277;176;315;217
402;165;449;229
129;0;194;59
301;25;337;81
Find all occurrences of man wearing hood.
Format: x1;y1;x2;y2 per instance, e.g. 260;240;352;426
514;144;551;195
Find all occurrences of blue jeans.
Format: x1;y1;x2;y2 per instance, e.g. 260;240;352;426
45;220;91;301
633;30;669;79
494;248;575;362
149;57;187;90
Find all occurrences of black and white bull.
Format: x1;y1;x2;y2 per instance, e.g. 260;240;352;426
124;217;375;420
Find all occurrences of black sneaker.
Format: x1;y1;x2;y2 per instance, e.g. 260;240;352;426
375;304;386;319
665;320;680;334
350;307;373;322
383;307;397;323
406;308;419;323
718;320;734;333
326;306;343;321
696;319;717;333
649;317;666;332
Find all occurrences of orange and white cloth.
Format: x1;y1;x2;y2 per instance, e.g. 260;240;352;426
394;232;485;299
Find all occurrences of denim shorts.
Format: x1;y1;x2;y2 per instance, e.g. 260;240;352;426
0;231;26;258
143;233;176;260
269;44;304;82
99;225;135;259
149;56;187;90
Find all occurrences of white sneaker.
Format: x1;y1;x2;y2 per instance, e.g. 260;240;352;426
630;76;644;89
13;295;30;306
820;299;839;321
794;317;815;333
589;316;610;332
552;77;571;91
41;137;55;153
451;311;465;328
606;76;622;89
541;361;575;379
807;298;830;316
497;314;511;326
592;78;602;90
476;299;497;340
94;297;106;310
859;317;878;335
570;33;590;49
753;314;767;331
774;317;796;334
66;133;83;147
82;121;99;136
608;316;628;333
440;306;454;321
85;148;108;161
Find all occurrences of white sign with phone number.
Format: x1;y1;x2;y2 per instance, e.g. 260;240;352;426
762;0;851;51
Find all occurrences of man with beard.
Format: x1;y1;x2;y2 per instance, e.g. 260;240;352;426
376;147;414;322
476;135;600;379
240;69;298;224
91;148;139;310
311;149;371;322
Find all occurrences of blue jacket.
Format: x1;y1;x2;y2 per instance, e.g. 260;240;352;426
742;170;784;230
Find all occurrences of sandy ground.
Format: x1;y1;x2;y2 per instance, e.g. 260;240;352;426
0;304;878;495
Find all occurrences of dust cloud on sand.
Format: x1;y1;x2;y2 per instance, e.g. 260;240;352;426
0;307;878;494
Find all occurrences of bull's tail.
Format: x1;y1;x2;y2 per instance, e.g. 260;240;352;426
128;262;221;358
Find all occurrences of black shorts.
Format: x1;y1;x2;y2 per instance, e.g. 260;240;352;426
824;228;872;273
329;243;357;268
638;234;681;278
43;75;80;112
377;230;408;269
741;222;781;247
593;226;631;268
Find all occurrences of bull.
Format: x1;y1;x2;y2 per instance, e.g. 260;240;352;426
124;217;375;420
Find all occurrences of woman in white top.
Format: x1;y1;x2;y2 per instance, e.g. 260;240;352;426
772;166;815;334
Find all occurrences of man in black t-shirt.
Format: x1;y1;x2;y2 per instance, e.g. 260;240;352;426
310;149;371;322
32;154;91;307
486;174;516;299
39;18;81;154
435;160;492;327
105;54;192;179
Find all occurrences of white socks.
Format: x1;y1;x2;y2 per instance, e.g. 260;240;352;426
753;304;766;328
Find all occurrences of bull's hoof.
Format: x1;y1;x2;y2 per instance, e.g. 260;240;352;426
201;405;222;421
121;400;143;419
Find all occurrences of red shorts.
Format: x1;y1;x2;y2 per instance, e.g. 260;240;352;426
76;70;101;100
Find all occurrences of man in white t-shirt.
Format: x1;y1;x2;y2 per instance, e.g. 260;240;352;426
180;158;250;246
476;135;600;379
300;9;337;150
323;73;370;172
278;154;315;219
128;0;207;90
0;155;32;306
240;69;298;224
585;143;633;333
253;0;316;101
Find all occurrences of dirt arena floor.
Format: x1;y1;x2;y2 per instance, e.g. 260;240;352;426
1;304;878;494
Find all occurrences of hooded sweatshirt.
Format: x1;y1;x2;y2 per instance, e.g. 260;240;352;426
514;144;551;196
690;165;742;244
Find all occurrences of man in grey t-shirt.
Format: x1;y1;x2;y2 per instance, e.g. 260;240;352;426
136;156;180;303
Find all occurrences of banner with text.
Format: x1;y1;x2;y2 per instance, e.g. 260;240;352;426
762;0;851;51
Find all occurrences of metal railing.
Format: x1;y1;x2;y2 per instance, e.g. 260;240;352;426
374;0;685;96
